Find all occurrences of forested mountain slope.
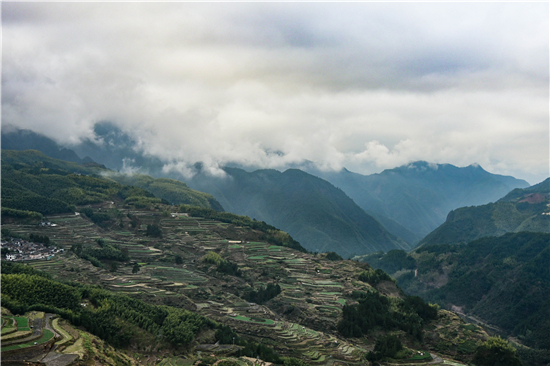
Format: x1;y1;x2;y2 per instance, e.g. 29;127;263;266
1;150;223;216
106;173;224;211
355;232;550;362
418;178;550;246
189;167;410;257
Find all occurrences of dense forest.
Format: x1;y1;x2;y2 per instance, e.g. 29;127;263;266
359;232;550;351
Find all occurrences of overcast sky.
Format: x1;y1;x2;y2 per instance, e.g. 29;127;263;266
2;2;548;184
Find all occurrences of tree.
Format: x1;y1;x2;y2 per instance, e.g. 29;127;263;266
110;262;119;272
473;337;523;366
146;224;162;238
367;335;403;361
132;263;140;274
71;243;83;257
175;255;183;265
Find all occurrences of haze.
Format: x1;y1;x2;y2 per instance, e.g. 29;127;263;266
2;2;548;184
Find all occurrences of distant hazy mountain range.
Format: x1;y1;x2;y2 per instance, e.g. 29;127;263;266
306;162;530;243
1;124;532;255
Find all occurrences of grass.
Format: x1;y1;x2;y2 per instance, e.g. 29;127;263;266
13;316;29;328
1;326;16;335
248;255;268;260
408;351;432;361
230;315;275;325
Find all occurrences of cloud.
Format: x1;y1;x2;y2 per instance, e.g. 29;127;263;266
1;2;548;184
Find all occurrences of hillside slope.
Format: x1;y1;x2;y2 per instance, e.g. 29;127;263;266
107;173;224;211
0;197;487;365
418;178;550;246
355;232;550;357
189;167;410;257
1;150;223;214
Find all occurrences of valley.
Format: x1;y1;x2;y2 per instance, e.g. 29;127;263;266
0;149;543;366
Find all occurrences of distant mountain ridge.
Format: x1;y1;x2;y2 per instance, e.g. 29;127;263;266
418;178;550;247
1;127;92;164
2;125;531;254
307;161;530;243
189;166;410;257
1;127;410;256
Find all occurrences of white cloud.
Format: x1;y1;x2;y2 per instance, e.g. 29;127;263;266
2;2;548;184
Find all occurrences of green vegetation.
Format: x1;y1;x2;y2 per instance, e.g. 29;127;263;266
472;337;523;366
243;283;281;304
182;205;307;252
358;267;395;286
362;231;550;357
366;335;403;361
1;329;55;351
0;151;505;366
312;161;529;245
324;251;343;261
358;249;415;274
188;166;409;257
52;318;73;345
1;262;217;348
1;151;162;216
108;173;223;210
418;178;549;246
202;251;242;276
338;291;437;340
146;223;163;238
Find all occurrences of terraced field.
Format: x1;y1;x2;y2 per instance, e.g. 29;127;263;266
2;207;473;365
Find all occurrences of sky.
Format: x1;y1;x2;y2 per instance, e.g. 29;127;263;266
2;2;549;184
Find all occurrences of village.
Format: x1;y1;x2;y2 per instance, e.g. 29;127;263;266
1;238;64;262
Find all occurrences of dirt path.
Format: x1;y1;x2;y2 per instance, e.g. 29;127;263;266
44;313;59;338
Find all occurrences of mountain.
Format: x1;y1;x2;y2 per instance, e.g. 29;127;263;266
2;123;167;175
418;178;550;246
1;127;90;164
1;150;223;215
189;167;410;257
106;173;224;211
2;126;529;254
69;121;168;174
308;162;530;244
2;127;407;256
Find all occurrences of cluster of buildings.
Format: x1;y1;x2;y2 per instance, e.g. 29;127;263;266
1;239;64;261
